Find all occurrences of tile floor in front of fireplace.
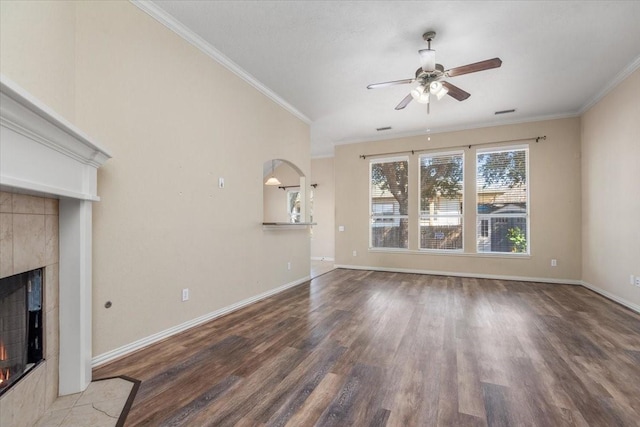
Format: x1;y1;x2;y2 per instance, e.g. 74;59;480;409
35;377;134;427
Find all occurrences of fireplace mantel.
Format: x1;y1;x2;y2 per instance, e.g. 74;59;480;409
0;75;111;200
0;74;112;395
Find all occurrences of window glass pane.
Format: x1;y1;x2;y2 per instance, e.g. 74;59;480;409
476;148;528;253
420;222;463;250
371;160;408;215
477;217;528;253
420;153;463;213
371;218;408;249
419;152;463;250
477;150;527;214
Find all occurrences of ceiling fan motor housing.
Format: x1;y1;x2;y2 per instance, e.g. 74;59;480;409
415;64;445;83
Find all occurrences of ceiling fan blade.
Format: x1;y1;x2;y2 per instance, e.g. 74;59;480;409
446;58;502;77
367;78;414;90
395;93;413;110
442;81;471;101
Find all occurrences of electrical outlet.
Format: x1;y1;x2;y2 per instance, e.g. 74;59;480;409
218;177;225;188
287;262;291;271
635;276;640;287
352;250;357;257
182;288;189;301
338;226;345;232
551;259;557;267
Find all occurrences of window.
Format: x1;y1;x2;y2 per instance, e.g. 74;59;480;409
370;157;408;249
419;152;463;250
476;147;529;253
480;219;489;237
287;190;301;223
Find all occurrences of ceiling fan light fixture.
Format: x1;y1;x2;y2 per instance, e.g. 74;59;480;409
429;81;449;100
419;49;436;72
410;84;426;100
411;85;430;104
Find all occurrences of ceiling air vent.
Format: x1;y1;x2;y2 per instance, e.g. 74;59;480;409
376;126;392;131
494;109;516;115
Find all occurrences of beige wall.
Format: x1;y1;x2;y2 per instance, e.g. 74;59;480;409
75;2;310;356
335;118;582;282
581;69;640;307
0;0;76;121
1;1;310;358
0;193;60;427
310;157;335;260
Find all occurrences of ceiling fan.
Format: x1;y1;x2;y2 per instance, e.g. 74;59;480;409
367;31;502;112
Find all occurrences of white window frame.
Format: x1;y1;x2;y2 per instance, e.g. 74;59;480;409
418;150;464;252
369;156;409;250
476;145;530;255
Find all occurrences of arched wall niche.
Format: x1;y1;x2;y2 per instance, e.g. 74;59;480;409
263;159;308;223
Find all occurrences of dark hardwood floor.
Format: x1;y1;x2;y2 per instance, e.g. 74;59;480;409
94;269;640;426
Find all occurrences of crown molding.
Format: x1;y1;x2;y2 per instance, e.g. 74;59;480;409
130;1;311;125
579;54;640;115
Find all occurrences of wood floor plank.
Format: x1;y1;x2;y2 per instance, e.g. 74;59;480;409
282;372;344;427
315;363;386;426
456;336;487;419
92;269;640;426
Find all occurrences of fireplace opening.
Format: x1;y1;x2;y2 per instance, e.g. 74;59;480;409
0;268;44;396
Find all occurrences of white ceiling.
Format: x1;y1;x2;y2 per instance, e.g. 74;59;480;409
145;1;640;157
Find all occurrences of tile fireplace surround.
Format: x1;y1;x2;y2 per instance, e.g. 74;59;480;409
0;193;59;427
0;75;111;426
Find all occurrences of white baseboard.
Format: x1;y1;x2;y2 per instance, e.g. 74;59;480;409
580;281;640;314
311;256;335;261
91;275;311;368
333;264;582;286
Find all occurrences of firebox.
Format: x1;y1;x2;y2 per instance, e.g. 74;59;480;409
0;268;44;396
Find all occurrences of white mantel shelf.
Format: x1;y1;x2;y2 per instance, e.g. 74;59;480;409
0;74;112;200
0;74;112;396
262;222;317;229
